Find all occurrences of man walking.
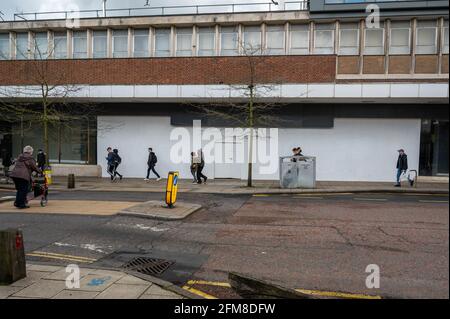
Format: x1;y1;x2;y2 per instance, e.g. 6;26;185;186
395;148;408;187
36;149;47;171
196;149;207;184
145;147;161;181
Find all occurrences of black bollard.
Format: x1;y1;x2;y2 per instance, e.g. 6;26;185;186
0;229;26;285
68;174;75;189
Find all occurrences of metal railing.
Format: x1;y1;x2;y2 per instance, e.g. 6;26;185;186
12;1;309;22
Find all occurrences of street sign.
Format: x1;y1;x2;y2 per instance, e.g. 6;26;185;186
165;171;179;208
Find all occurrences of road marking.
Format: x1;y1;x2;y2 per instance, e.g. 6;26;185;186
185;280;382;299
187;280;231;288
253;194;270;197
295;289;382;299
27;251;97;263
293;196;324;200
182;286;217;299
418;200;449;203
353;198;388;202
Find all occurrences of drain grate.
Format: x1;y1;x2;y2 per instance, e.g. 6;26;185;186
122;257;174;276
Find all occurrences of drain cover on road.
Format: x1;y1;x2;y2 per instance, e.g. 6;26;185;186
122;257;174;275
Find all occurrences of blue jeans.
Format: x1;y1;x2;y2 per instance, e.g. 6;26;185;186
396;169;404;184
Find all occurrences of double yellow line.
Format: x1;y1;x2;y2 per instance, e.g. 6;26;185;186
183;280;382;299
27;251;97;263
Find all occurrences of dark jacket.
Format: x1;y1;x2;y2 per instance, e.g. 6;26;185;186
37;152;46;168
396;154;408;171
147;152;157;166
9;153;41;181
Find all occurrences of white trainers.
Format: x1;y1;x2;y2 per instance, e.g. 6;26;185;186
144;178;149;181
156;178;161;181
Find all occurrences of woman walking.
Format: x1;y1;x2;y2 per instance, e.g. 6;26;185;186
9;146;41;209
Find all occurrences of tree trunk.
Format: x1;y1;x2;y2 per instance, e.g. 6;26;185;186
247;86;254;188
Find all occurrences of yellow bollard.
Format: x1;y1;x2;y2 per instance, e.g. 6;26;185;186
165;171;179;208
43;167;52;185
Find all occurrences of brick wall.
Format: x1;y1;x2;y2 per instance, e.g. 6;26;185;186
363;56;385;74
441;55;449;74
337;56;360;74
0;56;336;86
415;55;439;74
388;56;411;74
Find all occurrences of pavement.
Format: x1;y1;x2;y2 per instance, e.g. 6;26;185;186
0;263;195;299
0;176;448;195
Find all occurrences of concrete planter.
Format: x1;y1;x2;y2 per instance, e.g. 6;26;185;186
50;164;102;177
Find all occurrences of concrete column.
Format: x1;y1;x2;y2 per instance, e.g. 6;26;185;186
335;20;340;55
87;29;93;59
285;22;289;55
192;25;197;56
359;19;365;74
27;31;32;59
149;27;153;57
170;26;175;57
438;17;443;74
309;21;314;55
128;27;133;58
48;30;53;59
385;19;390;75
67;29;73;59
238;24;243;55
215;24;220;56
10;32;15;60
411;18;417;74
261;23;266;54
107;28;112;58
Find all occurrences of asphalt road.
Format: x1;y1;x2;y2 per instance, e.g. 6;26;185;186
0;190;448;299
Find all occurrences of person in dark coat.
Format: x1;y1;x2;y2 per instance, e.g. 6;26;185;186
1;149;12;182
145;148;161;181
111;149;123;181
36;149;47;171
395;149;408;187
9;145;41;209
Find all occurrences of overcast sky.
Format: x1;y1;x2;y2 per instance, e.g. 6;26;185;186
0;0;281;20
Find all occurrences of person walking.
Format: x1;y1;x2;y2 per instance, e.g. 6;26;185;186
111;149;123;181
190;151;199;184
395;148;408;187
145;148;161;181
1;149;12;183
36;149;47;171
106;147;115;180
196;149;207;184
9;145;41;209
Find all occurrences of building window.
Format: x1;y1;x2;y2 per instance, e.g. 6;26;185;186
92;30;107;59
72;31;87;59
133;29;149;57
112;30;128;58
33;32;48;59
314;23;335;54
154;28;171;57
220;26;238;56
442;20;449;54
389;21;411;55
290;24;309;54
243;25;262;53
364;23;385;55
339;22;359;55
176;28;193;56
0;33;9;60
16;32;29;60
53;32;67;59
416;20;437;54
197;27;215;56
266;25;285;55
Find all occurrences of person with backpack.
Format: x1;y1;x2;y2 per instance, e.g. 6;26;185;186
145;147;161;181
36;149;47;171
196;149;207;184
395;148;408;187
111;149;123;181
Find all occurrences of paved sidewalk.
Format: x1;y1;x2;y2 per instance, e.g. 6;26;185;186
1;176;447;194
0;263;196;299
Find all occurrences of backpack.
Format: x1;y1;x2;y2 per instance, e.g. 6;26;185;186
114;153;122;164
152;153;157;164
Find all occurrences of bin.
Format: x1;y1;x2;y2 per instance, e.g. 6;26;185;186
279;156;316;189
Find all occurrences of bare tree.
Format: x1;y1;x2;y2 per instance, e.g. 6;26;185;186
192;42;287;187
0;30;97;165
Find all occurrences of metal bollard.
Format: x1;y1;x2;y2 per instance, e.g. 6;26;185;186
0;229;26;285
68;174;76;189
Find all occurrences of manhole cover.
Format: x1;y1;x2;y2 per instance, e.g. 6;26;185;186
122;257;174;276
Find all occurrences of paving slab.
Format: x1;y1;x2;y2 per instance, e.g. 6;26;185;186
0;286;24;299
119;200;202;220
95;283;149;299
53;290;99;299
77;274;120;292
12;279;67;298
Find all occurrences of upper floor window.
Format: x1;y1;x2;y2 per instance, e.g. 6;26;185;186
53;31;67;59
197;27;216;56
176;28;193;57
16;32;29;60
364;23;384;55
243;25;261;53
112;30;128;58
73;31;87;59
154;28;171;57
266;25;285;55
314;23;335;54
290;24;309;54
339;22;359;55
443;20;449;54
33;32;49;59
389;21;410;55
220;26;238;56
0;33;9;60
133;29;149;57
416;20;437;54
93;30;107;59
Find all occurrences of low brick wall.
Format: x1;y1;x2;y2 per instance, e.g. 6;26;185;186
50;164;102;177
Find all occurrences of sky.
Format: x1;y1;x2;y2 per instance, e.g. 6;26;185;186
0;0;283;21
